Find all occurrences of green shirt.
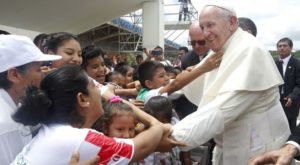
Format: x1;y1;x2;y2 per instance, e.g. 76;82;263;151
136;88;149;101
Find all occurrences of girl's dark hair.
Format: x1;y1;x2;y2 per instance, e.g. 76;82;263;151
42;32;79;53
144;96;173;123
81;45;105;69
13;65;89;126
33;33;48;50
92;101;136;135
114;62;132;77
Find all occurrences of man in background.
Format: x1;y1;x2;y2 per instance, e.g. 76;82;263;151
275;37;300;133
175;46;188;68
181;21;210;70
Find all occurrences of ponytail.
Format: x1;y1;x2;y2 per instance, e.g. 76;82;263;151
13;85;52;126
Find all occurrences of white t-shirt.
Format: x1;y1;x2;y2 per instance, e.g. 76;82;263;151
12;124;134;165
0;89;32;165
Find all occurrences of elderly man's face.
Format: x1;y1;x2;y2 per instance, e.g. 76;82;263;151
199;6;234;52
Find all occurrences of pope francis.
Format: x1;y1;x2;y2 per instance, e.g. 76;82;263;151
172;2;290;165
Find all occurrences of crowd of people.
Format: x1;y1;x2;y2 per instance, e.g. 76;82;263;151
1;2;300;165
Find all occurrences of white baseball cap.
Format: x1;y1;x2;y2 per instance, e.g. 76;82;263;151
0;35;62;73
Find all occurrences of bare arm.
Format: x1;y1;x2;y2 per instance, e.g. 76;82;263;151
130;124;164;162
130;124;184;162
115;88;138;97
160;52;223;95
123;99;159;126
143;48;153;61
126;80;140;89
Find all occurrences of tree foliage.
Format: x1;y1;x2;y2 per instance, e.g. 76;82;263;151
270;50;300;59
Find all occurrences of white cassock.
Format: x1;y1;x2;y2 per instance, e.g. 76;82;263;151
172;28;291;165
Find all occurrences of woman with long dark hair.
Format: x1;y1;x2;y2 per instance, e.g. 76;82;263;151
11;65;166;165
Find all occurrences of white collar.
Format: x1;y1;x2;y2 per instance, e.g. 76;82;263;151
0;88;17;113
280;54;291;64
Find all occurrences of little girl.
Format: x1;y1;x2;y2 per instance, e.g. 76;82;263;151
144;96;191;165
93;96;148;164
92;96;137;139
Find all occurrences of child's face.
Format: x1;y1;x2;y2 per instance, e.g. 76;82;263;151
112;74;126;87
166;72;176;79
108;115;135;138
124;67;134;84
85;56;106;84
147;67;170;89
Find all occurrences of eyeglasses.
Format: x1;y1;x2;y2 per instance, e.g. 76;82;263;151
188;40;206;46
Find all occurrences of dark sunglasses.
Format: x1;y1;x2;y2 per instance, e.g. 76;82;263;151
188;40;206;46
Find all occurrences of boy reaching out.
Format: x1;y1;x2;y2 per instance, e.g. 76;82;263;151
136;52;222;103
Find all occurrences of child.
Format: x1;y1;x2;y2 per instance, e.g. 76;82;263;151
164;65;179;79
81;45;107;84
92;96;137;139
144;96;192;165
136;52;222;103
114;62;135;86
105;71;126;88
92;96;145;164
136;61;169;101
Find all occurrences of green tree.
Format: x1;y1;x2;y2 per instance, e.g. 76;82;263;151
270;50;300;59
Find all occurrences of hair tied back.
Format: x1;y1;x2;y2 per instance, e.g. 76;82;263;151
110;96;122;104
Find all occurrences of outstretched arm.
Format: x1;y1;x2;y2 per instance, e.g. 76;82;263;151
171;90;261;150
160;52;223;95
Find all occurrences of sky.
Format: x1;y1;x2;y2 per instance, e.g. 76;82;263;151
163;0;300;51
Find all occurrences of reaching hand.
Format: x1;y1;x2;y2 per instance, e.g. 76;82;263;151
143;48;152;58
128;99;144;110
156;124;186;152
284;97;292;108
248;144;298;165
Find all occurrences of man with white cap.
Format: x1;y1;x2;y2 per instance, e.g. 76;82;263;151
0;35;61;164
170;2;290;164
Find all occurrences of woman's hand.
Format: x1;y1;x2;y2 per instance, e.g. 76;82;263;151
156;124;186;152
41;66;56;74
128;99;144;110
